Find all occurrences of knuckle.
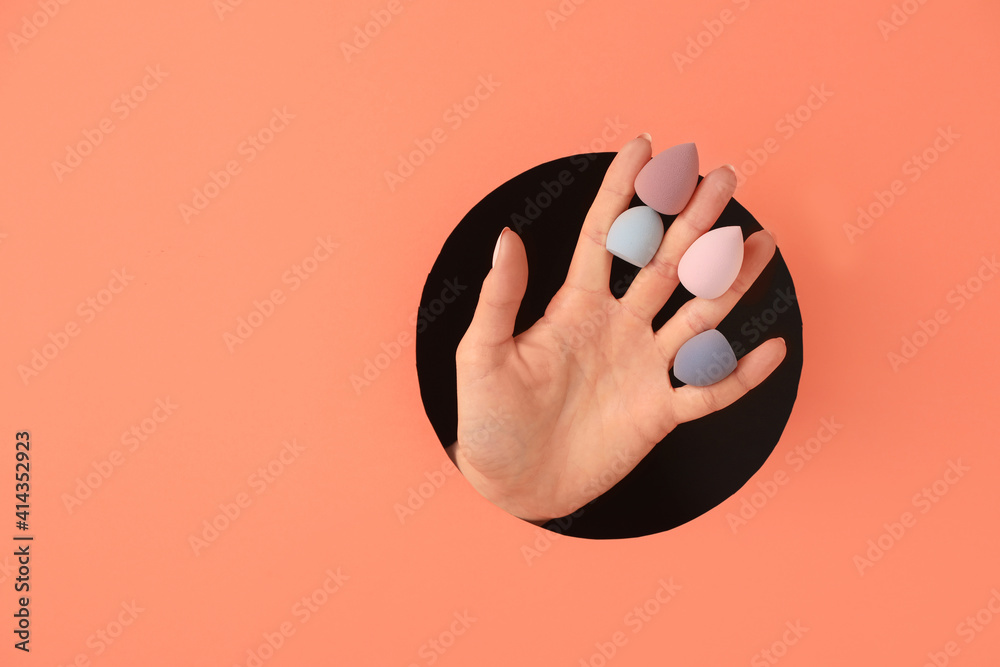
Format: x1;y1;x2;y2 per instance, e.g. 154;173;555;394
598;180;631;201
583;226;608;248
644;254;678;283
728;274;751;297
700;389;721;413
682;305;710;336
713;166;737;195
735;366;753;392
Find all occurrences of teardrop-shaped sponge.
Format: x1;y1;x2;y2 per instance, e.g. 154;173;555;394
605;206;664;267
634;143;699;215
678;226;744;299
673;329;737;387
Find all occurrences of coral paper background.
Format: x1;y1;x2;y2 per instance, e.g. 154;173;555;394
1;0;998;665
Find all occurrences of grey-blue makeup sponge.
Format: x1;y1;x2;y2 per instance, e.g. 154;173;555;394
605;206;664;267
673;329;738;386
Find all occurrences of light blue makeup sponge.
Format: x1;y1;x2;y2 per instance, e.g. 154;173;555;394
673;329;737;386
605;206;664;267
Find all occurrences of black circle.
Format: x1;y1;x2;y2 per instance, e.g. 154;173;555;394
415;152;803;539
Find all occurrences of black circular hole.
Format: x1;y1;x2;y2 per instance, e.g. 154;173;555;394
415;152;803;539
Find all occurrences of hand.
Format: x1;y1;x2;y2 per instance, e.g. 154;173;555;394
448;134;787;524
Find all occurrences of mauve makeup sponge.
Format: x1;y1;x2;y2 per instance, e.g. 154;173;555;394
634;143;699;215
678;226;744;299
673;329;737;387
605;206;664;267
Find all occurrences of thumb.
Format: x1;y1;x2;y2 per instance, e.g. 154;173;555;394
462;227;528;353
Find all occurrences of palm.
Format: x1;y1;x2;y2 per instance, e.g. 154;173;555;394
451;136;786;524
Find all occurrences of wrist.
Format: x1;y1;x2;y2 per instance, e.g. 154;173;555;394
446;439;552;526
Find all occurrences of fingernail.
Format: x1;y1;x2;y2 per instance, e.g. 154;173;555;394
722;164;736;176
492;227;508;268
768;229;778;244
637;132;652;142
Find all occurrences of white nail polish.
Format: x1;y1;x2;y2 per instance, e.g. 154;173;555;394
492;228;506;268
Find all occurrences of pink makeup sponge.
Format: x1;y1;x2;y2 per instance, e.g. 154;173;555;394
634;143;699;215
678;226;744;299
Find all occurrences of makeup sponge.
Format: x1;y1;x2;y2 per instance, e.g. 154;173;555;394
673;329;737;387
605;206;664;267
678;226;744;299
634;143;699;215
